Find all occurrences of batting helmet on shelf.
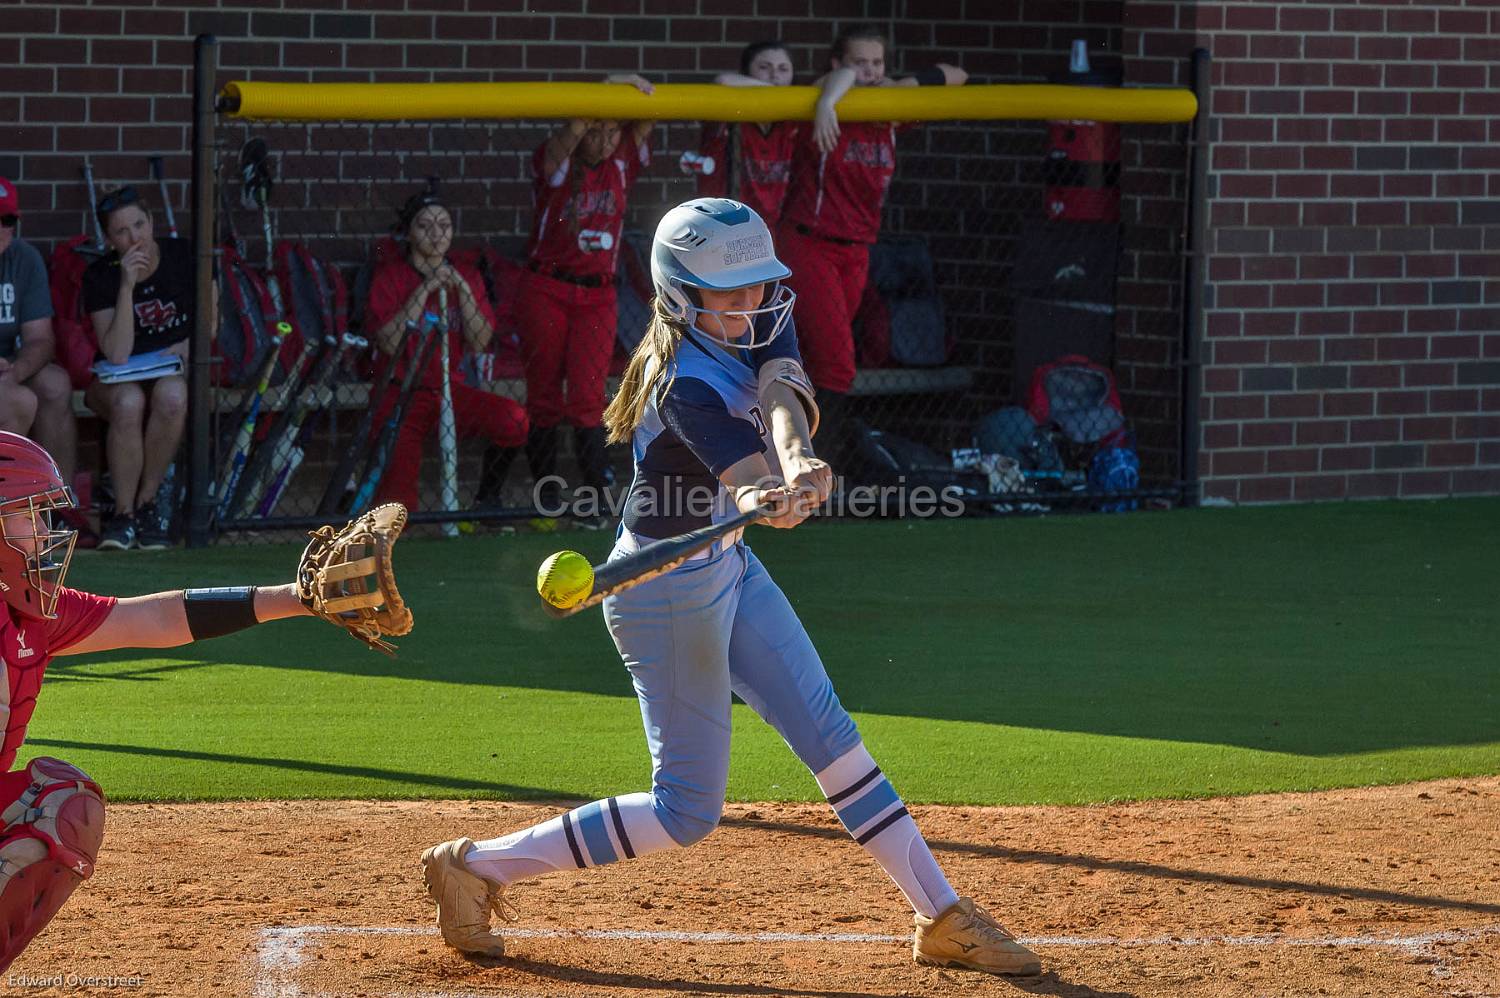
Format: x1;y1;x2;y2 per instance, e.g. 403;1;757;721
0;432;79;620
650;197;795;350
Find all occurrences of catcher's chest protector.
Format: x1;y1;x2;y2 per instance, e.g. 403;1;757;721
0;757;106;974
0;619;50;773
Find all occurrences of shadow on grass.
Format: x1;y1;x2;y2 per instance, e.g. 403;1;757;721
719;815;1500;918
27;737;569;798
54;501;1500;757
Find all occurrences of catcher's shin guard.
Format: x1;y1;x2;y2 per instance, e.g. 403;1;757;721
0;757;106;974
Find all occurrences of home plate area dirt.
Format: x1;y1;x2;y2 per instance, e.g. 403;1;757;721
12;777;1500;997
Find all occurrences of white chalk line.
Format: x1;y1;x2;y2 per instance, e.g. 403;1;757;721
252;922;1500;998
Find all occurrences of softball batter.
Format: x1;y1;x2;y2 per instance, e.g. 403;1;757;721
421;198;1040;978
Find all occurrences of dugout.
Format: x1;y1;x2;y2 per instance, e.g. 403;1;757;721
174;34;1198;543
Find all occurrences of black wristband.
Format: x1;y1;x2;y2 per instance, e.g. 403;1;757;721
184;587;260;641
914;65;947;87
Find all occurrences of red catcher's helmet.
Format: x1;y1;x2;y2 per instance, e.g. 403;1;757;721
0;432;78;619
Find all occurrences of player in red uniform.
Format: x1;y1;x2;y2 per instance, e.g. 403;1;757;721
775;26;966;457
693;41;855;230
365;188;528;511
514;74;655;513
0;431;326;972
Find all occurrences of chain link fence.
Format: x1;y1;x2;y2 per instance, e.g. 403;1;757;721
200;102;1190;543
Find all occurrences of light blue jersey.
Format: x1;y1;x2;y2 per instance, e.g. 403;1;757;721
621;312;800;539
601;310;862;846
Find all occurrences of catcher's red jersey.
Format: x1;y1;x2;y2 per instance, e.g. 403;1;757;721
780;122;900;246
1;588;115;773
695;121;802;228
526;133;650;279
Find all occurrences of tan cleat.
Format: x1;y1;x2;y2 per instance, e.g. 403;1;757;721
420;837;514;957
913;897;1042;976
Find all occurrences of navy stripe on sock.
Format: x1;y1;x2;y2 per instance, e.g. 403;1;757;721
826;765;881;806
561;812;587;868
606;797;636;860
854;805;909;846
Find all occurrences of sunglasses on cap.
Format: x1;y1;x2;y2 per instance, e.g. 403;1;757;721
96;186;141;218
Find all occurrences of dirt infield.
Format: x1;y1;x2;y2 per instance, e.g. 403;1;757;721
11;776;1499;997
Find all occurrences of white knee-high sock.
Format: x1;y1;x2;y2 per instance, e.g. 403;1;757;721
464;792;679;886
814;743;960;919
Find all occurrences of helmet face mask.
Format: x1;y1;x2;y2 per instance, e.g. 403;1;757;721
680;280;797;351
1;487;78;620
0;433;79;620
651;198;796;350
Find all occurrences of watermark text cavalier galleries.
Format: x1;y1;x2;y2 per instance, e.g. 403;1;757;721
534;476;967;520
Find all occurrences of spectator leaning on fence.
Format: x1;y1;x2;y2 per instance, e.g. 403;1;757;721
776;25;966;459
514;73;655;515
0;178;80;490
364;188;528;512
691;40;830;229
81;186;193;552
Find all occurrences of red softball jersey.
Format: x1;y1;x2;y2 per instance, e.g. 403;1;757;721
780;121;902;246
527;132;650;280
2;587;116;771
695;121;803;227
365;257;496;390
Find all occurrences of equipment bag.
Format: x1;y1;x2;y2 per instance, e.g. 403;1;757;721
856;236;950;367
843;419;987;512
274;240;350;371
1089;435;1140;512
1024;353;1126;446
44;236;101;390
217;243;282;387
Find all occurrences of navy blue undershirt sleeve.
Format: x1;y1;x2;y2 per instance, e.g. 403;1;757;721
749;310;804;370
658;376;765;476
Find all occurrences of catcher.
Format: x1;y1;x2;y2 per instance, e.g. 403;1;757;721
0;431;410;972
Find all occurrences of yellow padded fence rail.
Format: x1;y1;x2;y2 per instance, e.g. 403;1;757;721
220;81;1197;124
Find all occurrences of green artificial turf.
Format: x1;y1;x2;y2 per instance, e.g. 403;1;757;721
31;498;1500;805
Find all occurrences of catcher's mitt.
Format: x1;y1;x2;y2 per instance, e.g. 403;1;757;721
297;502;413;655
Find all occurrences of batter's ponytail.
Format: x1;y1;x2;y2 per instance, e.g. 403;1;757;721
604;298;685;444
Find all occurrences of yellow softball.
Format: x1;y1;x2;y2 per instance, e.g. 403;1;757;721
537;550;594;610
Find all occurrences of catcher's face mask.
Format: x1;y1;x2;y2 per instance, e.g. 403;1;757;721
0;491;78;620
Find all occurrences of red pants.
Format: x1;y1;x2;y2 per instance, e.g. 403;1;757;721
373;384;527;511
514;270;617;430
776;225;870;394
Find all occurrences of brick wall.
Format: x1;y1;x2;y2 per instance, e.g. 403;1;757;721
6;0;1192;470
1126;0;1500;503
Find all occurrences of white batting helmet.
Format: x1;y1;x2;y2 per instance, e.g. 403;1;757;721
650;197;796;349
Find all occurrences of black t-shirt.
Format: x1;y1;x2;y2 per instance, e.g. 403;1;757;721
82;237;195;357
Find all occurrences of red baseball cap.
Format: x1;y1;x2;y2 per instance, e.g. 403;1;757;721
0;178;18;217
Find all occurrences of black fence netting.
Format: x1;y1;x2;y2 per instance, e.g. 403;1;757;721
197;109;1189;543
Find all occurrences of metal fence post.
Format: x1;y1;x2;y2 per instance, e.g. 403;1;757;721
187;34;218;547
1180;47;1212;506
